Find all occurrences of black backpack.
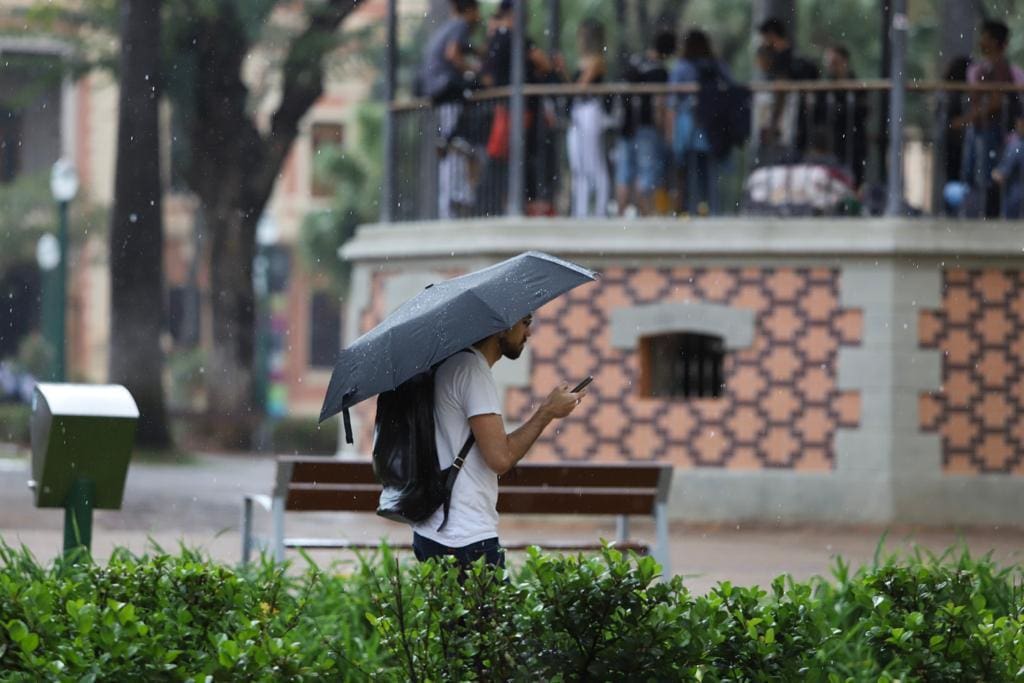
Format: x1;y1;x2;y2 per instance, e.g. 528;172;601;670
695;62;752;158
372;355;474;531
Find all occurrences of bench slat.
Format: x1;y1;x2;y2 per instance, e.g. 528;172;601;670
497;490;655;515
285;483;655;515
283;538;649;554
285;488;380;511
286;459;379;485
499;463;667;489
278;459;669;490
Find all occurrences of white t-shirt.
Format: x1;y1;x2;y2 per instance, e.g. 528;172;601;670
412;348;503;547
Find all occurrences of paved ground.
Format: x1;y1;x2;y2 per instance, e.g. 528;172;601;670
2;448;1022;594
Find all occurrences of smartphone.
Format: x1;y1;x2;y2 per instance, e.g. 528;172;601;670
571;376;593;393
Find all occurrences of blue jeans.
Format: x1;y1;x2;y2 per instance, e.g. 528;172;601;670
615;126;665;193
413;533;505;568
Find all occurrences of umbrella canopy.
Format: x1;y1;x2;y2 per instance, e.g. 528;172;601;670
320;251;597;438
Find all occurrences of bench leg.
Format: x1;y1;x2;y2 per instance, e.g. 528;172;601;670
653;501;671;578
616;515;630;546
272;496;285;563
241;496;254;565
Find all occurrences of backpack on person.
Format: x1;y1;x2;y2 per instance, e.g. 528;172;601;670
372;355;474;531
695;62;752;158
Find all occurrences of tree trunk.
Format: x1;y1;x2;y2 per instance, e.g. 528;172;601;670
109;0;171;449
204;198;259;448
174;0;365;449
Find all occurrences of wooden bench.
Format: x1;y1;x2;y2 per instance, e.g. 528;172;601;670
241;456;673;574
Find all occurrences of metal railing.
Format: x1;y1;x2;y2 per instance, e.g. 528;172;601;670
386;80;1024;221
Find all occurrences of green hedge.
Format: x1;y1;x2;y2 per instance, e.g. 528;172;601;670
1;542;1022;681
0;403;30;446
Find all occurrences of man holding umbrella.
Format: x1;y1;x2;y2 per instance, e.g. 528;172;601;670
320;251;597;569
413;313;586;567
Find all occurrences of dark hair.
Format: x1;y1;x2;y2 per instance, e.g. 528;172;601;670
758;17;787;39
981;19;1010;48
682;29;713;61
493;0;513;18
451;0;478;13
653;29;677;57
944;55;971;82
829;44;850;62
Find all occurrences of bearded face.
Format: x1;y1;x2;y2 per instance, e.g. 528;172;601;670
498;314;532;360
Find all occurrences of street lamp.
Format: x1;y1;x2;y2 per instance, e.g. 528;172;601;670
41;158;78;382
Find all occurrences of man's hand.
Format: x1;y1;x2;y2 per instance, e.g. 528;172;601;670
540;383;587;419
472;382;589;475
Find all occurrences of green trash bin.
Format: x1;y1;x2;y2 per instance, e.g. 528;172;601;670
29;383;139;555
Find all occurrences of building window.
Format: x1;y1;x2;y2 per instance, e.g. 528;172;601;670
309;291;341;368
640;332;724;399
310;122;344;198
167;286;200;347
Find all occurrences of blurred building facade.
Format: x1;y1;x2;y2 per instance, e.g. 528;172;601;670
0;0;413;418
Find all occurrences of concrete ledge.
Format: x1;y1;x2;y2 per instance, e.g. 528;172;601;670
670;468;893;523
609;302;756;351
893;474;1024;525
343;218;1024;261
669;467;1024;525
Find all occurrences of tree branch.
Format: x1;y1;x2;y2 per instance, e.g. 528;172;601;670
250;0;365;208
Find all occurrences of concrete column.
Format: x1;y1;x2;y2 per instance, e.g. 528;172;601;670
836;258;943;521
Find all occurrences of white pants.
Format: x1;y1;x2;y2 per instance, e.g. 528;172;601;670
567;99;610;217
437;103;474;218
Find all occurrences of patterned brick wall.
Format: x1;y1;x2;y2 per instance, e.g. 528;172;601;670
355;265;863;470
919;269;1024;475
505;266;861;469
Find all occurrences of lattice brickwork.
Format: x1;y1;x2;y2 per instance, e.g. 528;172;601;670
919;269;1024;475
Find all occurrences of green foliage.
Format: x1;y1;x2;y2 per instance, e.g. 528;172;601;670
0;543;383;681
269;415;338;455
166;348;207;411
298;103;383;297
0;404;30;445
365;542;1024;682
0;539;1022;680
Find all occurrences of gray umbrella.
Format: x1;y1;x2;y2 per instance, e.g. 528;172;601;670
320;251;597;441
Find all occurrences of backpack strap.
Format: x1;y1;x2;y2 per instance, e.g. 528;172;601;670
342;408;354;444
436;433;476;532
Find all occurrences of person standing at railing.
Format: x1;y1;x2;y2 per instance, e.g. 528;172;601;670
939;55;972;213
668;29;731;216
953;20;1024;218
815;44;868;189
753;45;797;166
613;29;676;217
566;18;612;218
419;0;482;219
991;115;1024;218
477;0;557;217
757;18;820;160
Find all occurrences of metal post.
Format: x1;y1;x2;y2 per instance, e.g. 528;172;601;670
55;200;68;381
547;0;560;56
272;496;285;563
616;515;630;544
654;502;671;578
507;0;526;216
241;496;254;564
63;478;94;555
381;0;398;222
885;0;908;216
